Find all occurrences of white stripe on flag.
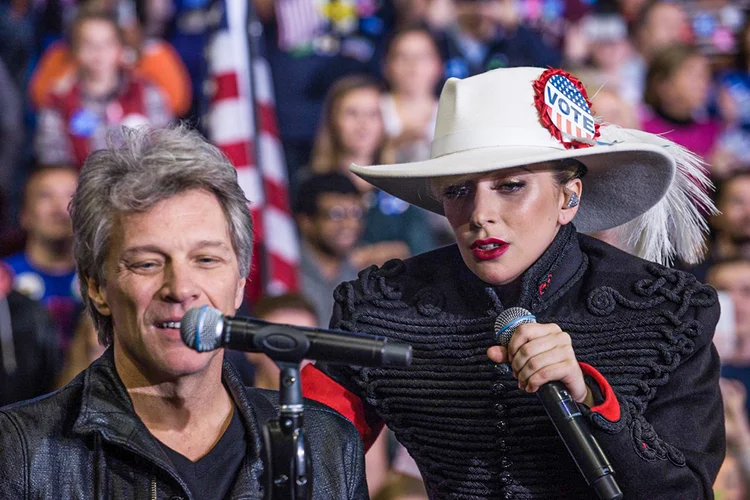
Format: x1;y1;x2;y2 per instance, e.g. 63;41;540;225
236;167;265;205
207;33;236;75
263;206;301;262
258;133;287;183
252;59;275;105
208;99;255;144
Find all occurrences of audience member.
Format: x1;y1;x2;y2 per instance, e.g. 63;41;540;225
255;0;397;180
244;293;319;391
34;8;173;168
30;2;191;117
294;173;365;323
709;259;750;358
708;259;750;417
0;264;62;407
381;25;443;163
0;0;35;91
619;0;691;105
311;75;436;262
717;378;750;499
712;173;750;264
641;44;722;163
54;314;105;388
2;166;82;348
716;18;750;178
0;59;23;232
565;13;634;100
438;0;561;80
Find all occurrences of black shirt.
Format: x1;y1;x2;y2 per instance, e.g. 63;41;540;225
159;407;247;500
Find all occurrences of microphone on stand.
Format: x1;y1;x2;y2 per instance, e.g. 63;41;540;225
180;305;412;367
495;307;622;500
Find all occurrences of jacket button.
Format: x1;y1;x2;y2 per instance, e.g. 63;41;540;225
496;439;509;452
501;457;512;469
493;363;511;375
494;403;507;416
492;381;510;395
496;420;508;434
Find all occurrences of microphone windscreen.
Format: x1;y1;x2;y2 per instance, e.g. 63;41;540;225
180;306;224;352
494;307;536;346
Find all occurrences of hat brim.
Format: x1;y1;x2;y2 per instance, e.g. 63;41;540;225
351;143;675;234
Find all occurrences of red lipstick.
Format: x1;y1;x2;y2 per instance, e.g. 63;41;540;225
470;238;509;261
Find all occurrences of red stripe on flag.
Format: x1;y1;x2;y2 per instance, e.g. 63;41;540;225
556;113;562;129
264;179;291;212
258;102;280;138
566;120;572;135
268;253;299;290
213;72;240;103
220;141;254;168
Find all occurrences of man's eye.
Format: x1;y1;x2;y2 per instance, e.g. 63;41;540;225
131;262;158;271
442;184;470;200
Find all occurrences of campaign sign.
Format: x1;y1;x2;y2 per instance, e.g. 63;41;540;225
544;74;596;142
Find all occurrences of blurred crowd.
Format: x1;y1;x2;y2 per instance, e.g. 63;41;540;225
0;0;749;497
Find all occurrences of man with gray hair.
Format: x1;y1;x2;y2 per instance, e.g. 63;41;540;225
0;125;367;499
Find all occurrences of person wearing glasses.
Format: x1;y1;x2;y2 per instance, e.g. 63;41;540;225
294;172;366;323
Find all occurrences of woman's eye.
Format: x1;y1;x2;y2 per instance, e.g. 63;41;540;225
442;184;471;200
496;181;526;192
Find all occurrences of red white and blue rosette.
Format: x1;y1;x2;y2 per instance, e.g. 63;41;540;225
533;69;600;149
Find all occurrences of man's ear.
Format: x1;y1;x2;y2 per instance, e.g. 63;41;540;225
234;277;246;310
88;278;111;316
559;179;583;225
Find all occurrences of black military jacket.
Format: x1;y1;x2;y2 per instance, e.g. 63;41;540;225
319;223;724;499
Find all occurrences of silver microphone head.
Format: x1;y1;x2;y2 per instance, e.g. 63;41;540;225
494;307;536;347
180;306;225;352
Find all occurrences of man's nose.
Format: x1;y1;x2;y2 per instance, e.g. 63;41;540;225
161;262;201;304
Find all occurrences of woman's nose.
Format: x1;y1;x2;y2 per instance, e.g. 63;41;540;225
470;186;498;228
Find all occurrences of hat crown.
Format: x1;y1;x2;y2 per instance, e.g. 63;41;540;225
432;67;566;158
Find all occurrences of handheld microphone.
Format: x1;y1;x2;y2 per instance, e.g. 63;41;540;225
495;307;622;500
180;306;412;367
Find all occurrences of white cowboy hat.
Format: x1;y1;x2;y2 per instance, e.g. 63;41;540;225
351;67;714;265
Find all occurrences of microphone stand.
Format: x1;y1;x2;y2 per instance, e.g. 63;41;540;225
260;327;312;500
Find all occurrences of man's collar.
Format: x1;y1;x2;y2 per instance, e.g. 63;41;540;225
72;348;265;492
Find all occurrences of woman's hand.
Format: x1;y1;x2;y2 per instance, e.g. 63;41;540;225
487;323;593;406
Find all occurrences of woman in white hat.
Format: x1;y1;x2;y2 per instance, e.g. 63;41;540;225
302;67;723;499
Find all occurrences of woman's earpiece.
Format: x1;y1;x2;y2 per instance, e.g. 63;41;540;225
566;192;579;208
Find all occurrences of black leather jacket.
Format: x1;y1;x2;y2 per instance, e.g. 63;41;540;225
0;349;368;499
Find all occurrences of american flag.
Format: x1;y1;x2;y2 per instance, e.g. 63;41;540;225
205;0;299;304
275;0;326;51
545;74;595;141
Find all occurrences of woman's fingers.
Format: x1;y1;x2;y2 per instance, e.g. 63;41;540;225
507;323;564;361
521;359;589;403
510;330;571;377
